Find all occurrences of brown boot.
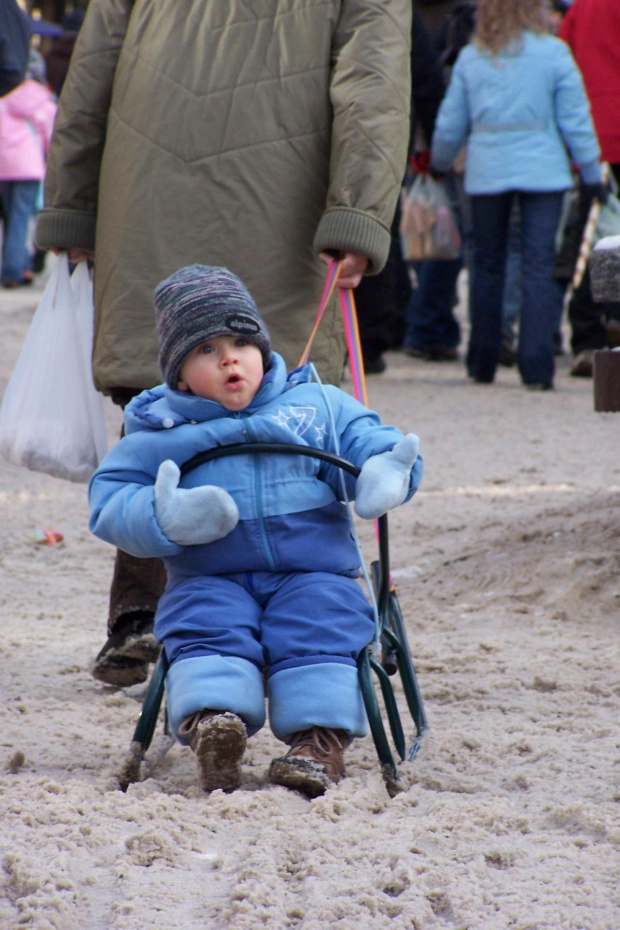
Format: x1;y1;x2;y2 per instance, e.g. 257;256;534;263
269;727;347;798
179;710;247;793
570;349;594;378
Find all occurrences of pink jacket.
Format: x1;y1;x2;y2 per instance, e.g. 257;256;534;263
0;79;57;181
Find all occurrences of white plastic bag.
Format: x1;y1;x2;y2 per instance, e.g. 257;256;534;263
399;174;462;261
0;253;107;482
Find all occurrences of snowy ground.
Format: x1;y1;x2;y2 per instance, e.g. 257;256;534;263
1;269;619;929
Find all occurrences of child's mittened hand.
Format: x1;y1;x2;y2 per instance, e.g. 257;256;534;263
354;434;420;520
154;459;239;546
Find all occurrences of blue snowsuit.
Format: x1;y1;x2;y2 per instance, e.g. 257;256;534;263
89;354;423;742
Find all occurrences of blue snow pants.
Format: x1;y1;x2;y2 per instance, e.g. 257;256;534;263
155;570;375;744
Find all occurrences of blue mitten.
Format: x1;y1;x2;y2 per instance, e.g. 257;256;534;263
154;460;239;546
354;434;420;520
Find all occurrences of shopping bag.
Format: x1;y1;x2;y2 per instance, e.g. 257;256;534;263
0;253;107;482
69;260;108;464
399;173;462;261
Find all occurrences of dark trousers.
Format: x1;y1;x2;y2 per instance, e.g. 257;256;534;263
469;190;564;385
404;256;462;352
107;389;167;635
355;207;410;363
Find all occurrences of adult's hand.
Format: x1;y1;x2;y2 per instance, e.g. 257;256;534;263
51;247;95;263
319;250;369;288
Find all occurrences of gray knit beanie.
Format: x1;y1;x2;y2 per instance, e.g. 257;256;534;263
154;265;272;387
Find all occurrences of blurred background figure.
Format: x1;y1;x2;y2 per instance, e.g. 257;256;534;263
43;8;85;98
431;0;603;390
402;1;476;364
0;0;31;99
558;0;620;377
499;0;571;368
0;52;57;288
355;4;446;375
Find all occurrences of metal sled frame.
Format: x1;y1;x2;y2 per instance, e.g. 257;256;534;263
120;442;428;796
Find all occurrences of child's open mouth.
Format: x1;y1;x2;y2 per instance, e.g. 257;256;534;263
226;374;242;385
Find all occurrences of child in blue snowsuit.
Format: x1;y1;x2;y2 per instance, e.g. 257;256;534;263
89;265;423;797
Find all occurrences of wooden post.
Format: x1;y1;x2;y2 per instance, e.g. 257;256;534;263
593;350;620;412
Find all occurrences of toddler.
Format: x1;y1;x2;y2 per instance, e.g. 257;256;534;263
89;265;423;797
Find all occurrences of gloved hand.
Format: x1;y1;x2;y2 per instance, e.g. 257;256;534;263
582;182;609;206
154;459;239;546
410;150;431;174
354;433;420;520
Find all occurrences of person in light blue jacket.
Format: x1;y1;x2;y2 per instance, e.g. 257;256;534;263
89;265;423;797
431;0;604;389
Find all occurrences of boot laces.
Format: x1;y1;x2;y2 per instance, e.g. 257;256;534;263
289;726;346;759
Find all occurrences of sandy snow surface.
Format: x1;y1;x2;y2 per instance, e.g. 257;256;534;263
1;268;619;930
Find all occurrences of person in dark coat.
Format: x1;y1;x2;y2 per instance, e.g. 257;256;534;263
0;0;31;99
355;5;446;373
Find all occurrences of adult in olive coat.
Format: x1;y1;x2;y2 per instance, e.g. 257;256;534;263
35;0;413;687
36;0;412;392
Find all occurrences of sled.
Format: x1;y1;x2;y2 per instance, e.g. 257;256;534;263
119;441;428;798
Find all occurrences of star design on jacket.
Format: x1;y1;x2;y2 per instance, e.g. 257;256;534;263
314;422;327;445
273;409;292;428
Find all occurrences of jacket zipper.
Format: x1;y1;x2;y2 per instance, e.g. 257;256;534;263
242;418;276;570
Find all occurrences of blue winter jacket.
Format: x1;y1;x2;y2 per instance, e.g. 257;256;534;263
89;353;423;585
431;32;602;195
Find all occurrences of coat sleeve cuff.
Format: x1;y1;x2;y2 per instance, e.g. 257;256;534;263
313;207;392;276
35;208;97;252
579;160;603;185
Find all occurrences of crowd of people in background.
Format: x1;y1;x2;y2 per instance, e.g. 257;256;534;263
355;0;620;386
0;0;83;287
3;0;618;381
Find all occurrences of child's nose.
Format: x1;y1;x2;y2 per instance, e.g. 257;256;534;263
220;344;238;364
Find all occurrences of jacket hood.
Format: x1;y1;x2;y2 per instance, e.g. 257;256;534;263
124;352;302;433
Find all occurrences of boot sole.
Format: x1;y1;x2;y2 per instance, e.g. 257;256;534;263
91;633;161;686
194;713;247;793
104;632;161;663
90;656;149;688
269;756;333;798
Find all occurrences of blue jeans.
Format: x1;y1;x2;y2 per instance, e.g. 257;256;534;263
1;180;40;282
469;190;564;385
503;202;566;346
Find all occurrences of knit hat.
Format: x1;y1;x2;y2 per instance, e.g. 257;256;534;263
154;265;272;387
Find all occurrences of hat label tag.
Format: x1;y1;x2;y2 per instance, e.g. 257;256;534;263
225;314;261;336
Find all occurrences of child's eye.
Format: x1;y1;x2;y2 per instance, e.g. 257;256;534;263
198;344;214;354
234;338;249;348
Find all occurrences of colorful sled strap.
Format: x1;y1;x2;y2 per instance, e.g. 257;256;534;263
297;259;343;367
339;285;368;408
298;259;369;408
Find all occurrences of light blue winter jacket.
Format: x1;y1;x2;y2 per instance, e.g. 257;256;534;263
431;32;602;195
89;353;423;584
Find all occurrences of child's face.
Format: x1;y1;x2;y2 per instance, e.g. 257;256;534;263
177;335;264;410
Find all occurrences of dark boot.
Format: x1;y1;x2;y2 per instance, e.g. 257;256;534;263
91;611;159;687
269;727;347;798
